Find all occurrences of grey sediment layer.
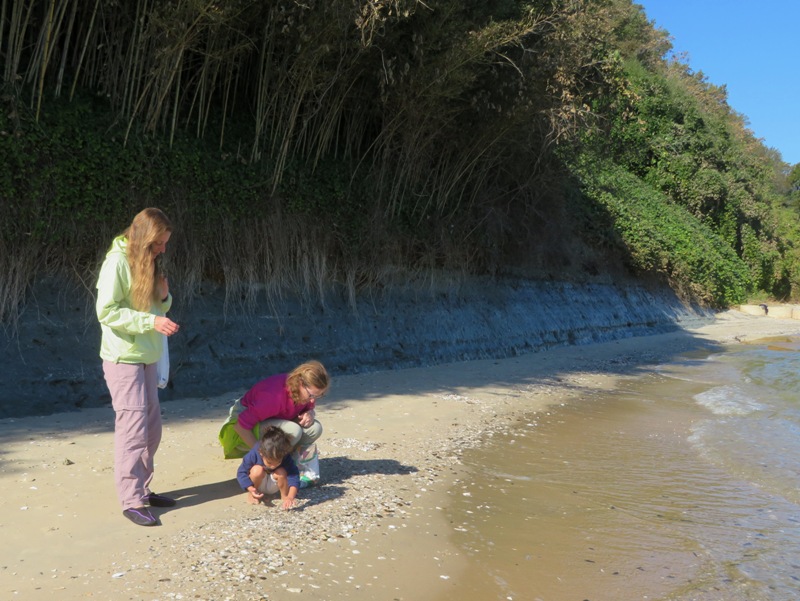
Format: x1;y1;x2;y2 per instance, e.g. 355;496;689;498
0;276;713;418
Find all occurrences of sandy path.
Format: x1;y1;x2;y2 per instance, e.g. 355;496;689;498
2;310;799;600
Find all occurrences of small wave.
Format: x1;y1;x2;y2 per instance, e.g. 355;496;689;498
693;385;765;416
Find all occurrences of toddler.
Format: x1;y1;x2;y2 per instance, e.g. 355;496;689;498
237;426;300;509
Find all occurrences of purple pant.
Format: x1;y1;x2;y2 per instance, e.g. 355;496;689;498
102;361;162;510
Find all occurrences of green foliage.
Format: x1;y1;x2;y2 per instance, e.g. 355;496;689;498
574;156;751;307
0;93;269;269
2;0;800;327
788;163;800;208
278;158;369;248
578;48;795;303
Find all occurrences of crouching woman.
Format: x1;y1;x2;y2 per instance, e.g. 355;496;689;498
219;360;329;459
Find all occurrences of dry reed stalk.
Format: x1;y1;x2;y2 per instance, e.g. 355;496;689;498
5;0;34;84
295;54;362;167
185;36;215;137
33;0;57;120
195;26;252;139
169;59;182;145
249;25;268;159
0;241;38;332
269;74;308;189
54;0;77;98
0;0;7;78
68;0;99;101
121;0;150;118
218;61;236;149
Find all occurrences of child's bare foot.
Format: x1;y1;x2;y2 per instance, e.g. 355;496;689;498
246;492;262;505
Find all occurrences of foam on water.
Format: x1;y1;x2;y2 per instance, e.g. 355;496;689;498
692;384;766;415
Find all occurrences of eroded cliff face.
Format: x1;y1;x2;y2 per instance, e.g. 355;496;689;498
0;276;713;418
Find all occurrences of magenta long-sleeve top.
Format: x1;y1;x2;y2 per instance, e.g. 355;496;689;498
236;373;315;431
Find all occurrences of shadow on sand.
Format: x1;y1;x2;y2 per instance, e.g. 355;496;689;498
156;455;417;513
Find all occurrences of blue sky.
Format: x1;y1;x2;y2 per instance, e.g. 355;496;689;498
636;1;800;166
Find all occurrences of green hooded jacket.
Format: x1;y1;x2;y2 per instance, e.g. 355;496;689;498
96;235;172;364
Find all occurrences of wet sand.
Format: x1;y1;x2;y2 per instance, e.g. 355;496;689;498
2;310;799;600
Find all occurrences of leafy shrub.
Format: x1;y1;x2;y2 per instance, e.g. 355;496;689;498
574;156;752;307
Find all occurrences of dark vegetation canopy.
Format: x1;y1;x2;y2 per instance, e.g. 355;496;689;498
2;0;798;327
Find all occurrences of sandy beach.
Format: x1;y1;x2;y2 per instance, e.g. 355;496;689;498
3;310;799;601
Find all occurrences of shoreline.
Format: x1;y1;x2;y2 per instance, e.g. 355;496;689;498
3;310;800;600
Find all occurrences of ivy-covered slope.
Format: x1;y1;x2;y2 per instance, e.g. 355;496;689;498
1;0;797;327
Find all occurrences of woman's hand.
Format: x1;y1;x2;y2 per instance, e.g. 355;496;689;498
154;315;180;336
297;410;315;428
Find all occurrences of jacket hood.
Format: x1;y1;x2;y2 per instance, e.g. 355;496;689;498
107;235;128;256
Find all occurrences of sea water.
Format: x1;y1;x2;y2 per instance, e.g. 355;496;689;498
435;337;800;601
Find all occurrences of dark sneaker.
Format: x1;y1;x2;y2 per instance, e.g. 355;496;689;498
144;492;176;507
123;507;158;526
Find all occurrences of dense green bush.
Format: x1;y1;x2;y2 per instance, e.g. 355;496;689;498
578;54;793;303
573;156;752;307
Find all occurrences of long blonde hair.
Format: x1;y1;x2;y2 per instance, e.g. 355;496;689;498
124;208;172;311
286;360;330;404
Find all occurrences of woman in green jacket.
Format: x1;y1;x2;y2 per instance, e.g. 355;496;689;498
96;208;180;526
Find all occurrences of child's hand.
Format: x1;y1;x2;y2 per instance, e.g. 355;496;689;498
281;497;297;510
247;488;265;504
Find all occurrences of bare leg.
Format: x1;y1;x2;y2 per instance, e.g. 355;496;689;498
272;468;297;509
273;467;289;499
247;465;266;504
